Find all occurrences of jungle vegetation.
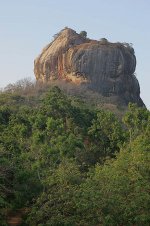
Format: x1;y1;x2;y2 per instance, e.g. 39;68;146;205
0;80;150;225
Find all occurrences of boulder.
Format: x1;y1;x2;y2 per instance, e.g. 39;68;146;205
34;27;144;106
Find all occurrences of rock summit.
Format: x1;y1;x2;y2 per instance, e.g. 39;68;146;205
34;27;144;106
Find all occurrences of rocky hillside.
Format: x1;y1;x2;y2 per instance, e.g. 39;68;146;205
34;27;144;107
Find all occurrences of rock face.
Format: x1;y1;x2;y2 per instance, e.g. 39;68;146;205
34;28;144;106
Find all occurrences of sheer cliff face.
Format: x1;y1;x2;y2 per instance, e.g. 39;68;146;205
34;28;144;106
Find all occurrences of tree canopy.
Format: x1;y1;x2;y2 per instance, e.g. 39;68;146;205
0;84;149;225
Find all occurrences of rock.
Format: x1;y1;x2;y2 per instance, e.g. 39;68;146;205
34;27;144;106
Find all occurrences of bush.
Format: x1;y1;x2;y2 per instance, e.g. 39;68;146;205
79;31;87;39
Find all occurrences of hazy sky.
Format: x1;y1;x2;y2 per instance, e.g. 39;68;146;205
0;0;150;108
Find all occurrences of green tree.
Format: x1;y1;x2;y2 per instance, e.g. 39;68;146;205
79;31;87;39
75;133;150;225
28;159;83;226
88;110;125;162
123;103;150;142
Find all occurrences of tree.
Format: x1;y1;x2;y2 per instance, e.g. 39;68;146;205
0;82;149;225
27;159;83;226
88;110;125;161
123;103;150;142
100;38;108;44
79;31;87;39
74;133;150;225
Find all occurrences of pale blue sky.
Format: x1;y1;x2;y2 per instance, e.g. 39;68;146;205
0;0;150;108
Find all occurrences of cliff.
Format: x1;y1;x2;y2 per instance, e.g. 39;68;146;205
34;28;144;106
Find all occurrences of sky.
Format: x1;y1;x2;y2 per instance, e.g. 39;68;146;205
0;0;150;108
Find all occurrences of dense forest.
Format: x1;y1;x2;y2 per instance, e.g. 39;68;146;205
0;80;150;226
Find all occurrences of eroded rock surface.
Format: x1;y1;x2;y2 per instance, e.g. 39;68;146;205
34;28;144;106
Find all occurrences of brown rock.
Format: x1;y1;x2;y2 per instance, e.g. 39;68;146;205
34;27;144;106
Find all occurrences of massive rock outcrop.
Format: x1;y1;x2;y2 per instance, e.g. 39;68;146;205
34;28;144;106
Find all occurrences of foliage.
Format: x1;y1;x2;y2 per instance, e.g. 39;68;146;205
123;42;135;54
100;38;108;43
28;159;83;226
123;103;150;142
88;110;126;161
79;30;87;39
75;133;150;225
0;83;149;225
